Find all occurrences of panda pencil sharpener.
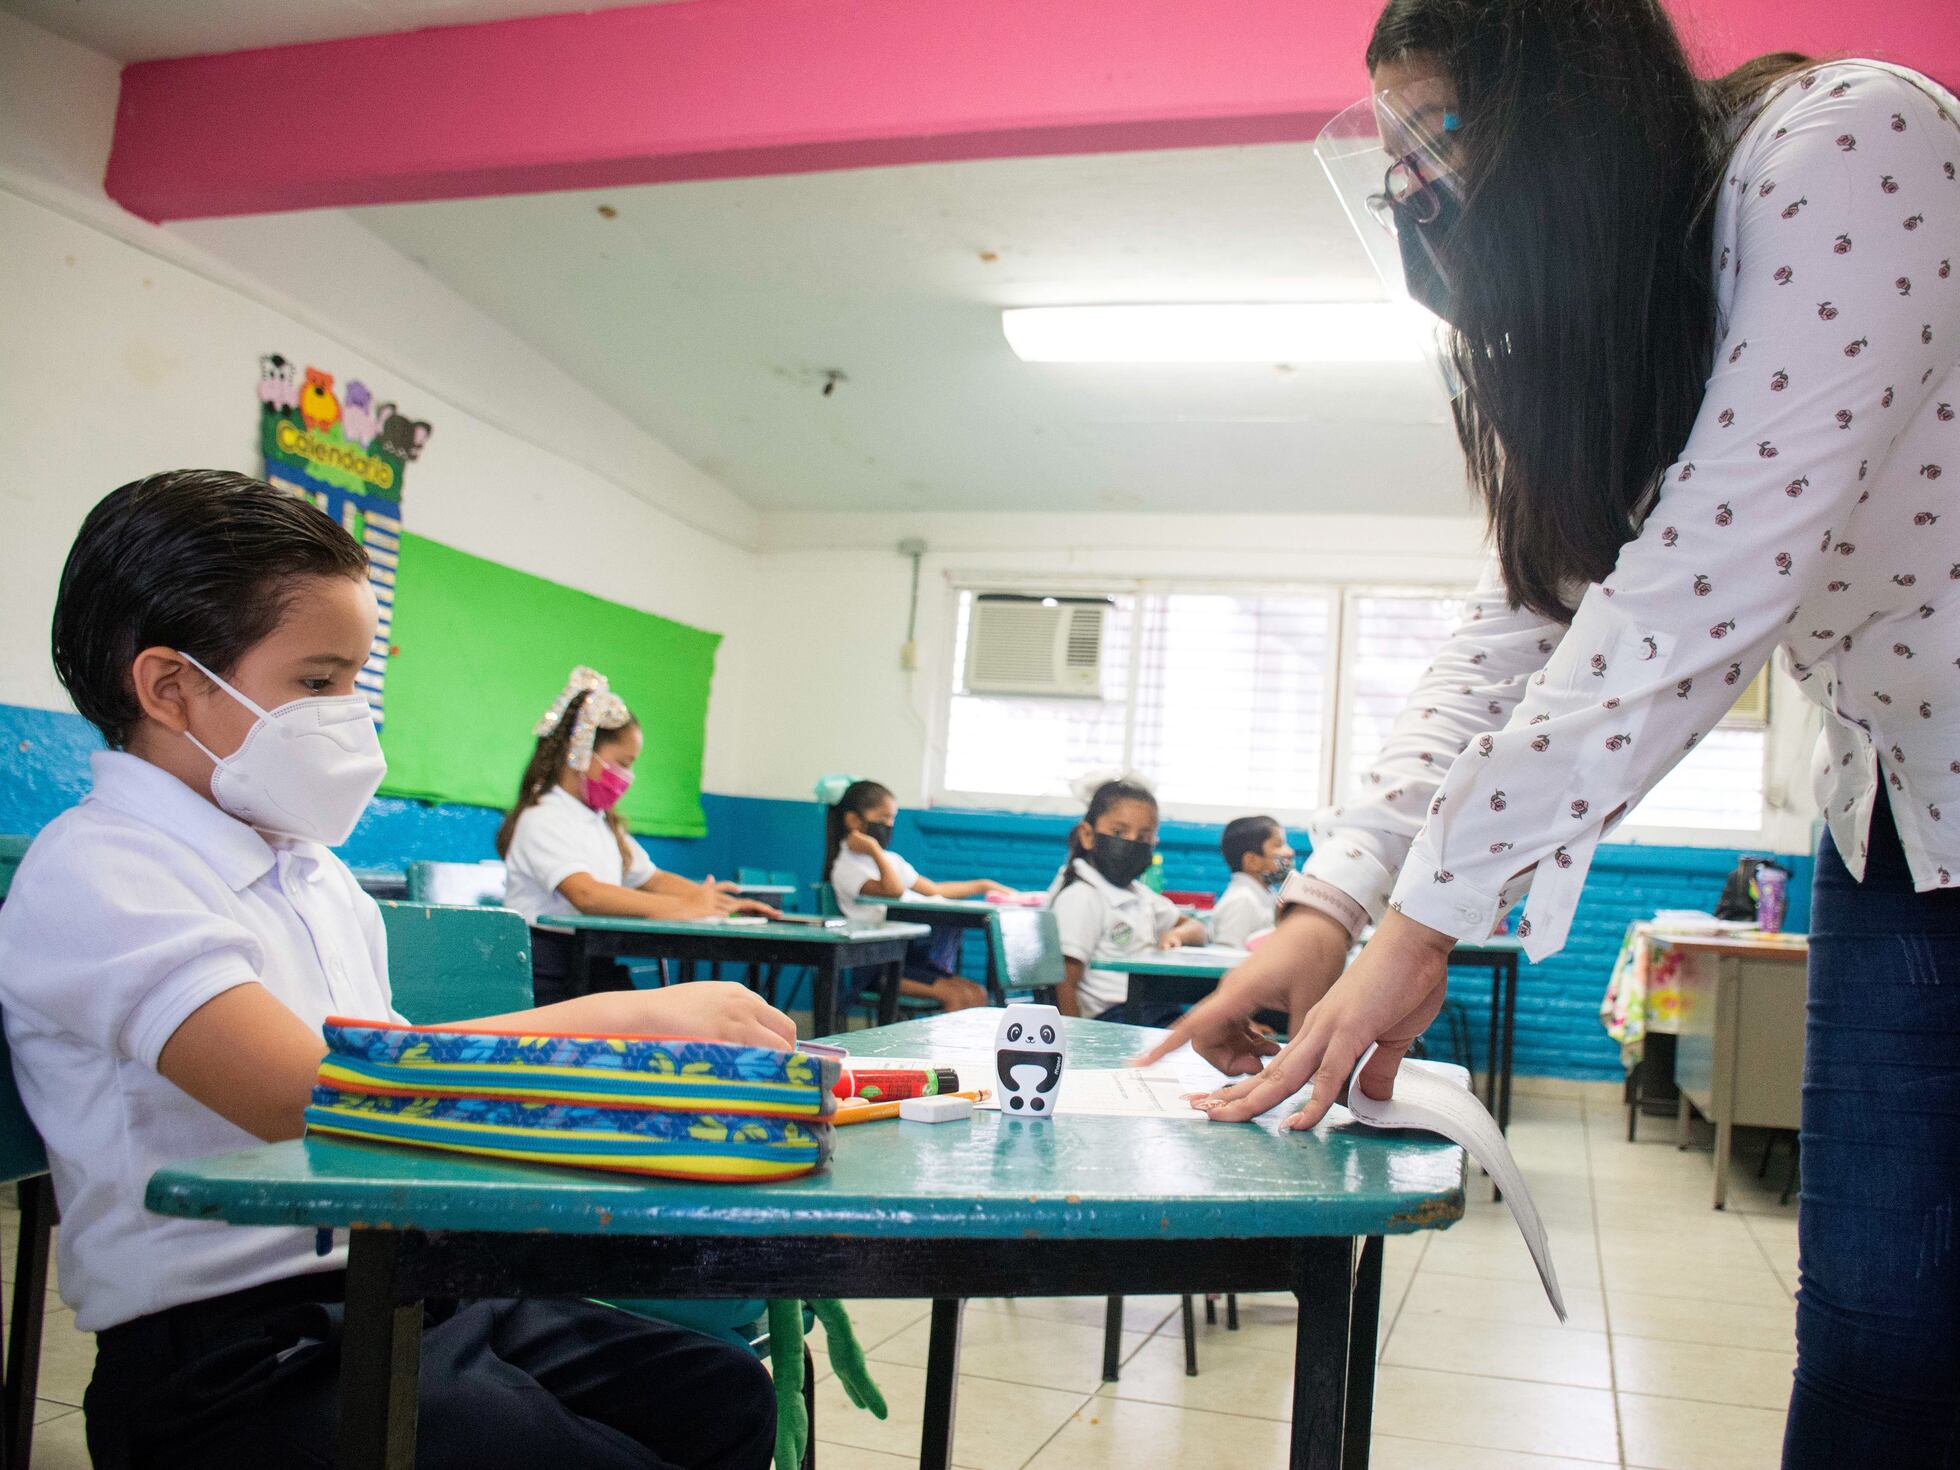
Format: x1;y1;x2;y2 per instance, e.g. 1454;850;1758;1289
994;1004;1065;1116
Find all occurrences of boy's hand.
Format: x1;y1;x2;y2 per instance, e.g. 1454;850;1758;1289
639;982;796;1050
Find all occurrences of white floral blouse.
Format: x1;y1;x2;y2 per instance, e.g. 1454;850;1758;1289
1302;60;1960;962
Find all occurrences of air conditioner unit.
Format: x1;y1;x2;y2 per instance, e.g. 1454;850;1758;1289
964;594;1109;698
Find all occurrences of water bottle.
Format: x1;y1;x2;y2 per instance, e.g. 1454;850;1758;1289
1143;853;1166;893
1755;863;1789;933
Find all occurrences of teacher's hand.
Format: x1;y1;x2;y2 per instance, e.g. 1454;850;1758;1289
1192;910;1453;1130
1131;909;1351;1075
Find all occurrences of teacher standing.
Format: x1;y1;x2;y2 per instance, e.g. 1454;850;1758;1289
1140;2;1960;1461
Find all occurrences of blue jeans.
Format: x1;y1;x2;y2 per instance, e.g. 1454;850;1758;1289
1785;795;1960;1466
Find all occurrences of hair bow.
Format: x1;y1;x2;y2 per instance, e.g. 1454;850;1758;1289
535;666;631;772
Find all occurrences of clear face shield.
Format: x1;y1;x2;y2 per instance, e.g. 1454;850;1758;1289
1313;83;1467;390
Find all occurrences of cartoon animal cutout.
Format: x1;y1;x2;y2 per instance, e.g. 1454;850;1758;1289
257;354;299;413
374;404;433;461
300;368;340;432
341;379;379;448
993;1003;1066;1116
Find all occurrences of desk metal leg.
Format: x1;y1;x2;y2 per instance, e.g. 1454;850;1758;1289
813;957;840;1037
1498;958;1518;1133
567;930;591;1000
920;1299;965;1470
1482;968;1501;1119
1342;1236;1383;1470
877;960;902;1027
4;1175;54;1470
338;1230;421;1470
983;924;1005;1006
1291;1238;1356;1470
1102;1297;1124;1381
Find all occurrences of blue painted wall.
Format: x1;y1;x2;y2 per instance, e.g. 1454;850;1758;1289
1;700;1810;1079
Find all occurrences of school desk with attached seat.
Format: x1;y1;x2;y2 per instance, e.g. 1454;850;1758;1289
146;1009;1465;1470
879;896;1009;999
535;913;929;1036
375;901;794;1431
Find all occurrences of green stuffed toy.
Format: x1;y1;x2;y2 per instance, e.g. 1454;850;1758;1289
768;1299;887;1470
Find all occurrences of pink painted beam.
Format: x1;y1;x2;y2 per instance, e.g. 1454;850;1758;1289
105;0;1380;221
105;0;1960;223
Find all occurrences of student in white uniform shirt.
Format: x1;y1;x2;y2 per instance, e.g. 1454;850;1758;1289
497;667;777;1005
824;779;1001;1011
0;472;782;1468
1049;777;1207;1023
1208;816;1296;948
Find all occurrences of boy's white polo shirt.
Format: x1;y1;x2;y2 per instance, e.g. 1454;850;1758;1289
1208;871;1278;948
0;752;399;1331
1047;859;1182;1018
502;785;657;926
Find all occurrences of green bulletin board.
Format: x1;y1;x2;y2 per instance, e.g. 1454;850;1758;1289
379;534;720;837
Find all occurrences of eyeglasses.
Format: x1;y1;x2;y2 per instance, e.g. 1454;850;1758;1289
1368;152;1446;229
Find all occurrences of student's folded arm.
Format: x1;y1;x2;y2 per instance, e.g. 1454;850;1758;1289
1301;557;1565;921
156;983;332;1142
1391;77;1957;960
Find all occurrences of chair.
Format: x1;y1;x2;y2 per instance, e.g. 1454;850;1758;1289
0;1024;53;1469
990;906;1063;1006
0;838;54;1467
374;901;535;1024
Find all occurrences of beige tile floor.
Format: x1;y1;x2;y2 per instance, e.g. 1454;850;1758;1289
0;1086;1799;1469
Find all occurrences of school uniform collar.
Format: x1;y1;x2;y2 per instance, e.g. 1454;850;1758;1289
1224;871;1270;898
1068;857;1150;902
540;783;605;824
84;750;277;892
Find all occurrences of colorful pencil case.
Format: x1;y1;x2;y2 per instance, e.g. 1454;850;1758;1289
317;1018;839;1117
306;1089;832;1181
304;1018;839;1182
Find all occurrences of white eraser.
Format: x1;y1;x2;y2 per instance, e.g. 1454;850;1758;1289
898;1095;974;1124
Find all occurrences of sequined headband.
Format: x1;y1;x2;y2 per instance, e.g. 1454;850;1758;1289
534;666;632;772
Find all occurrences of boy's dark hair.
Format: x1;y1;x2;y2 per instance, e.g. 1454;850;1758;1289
496;690;641;867
1058;778;1158;892
1222;815;1281;874
52;470;369;748
823;779;895;877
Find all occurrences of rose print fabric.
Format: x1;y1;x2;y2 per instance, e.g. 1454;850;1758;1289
1303;61;1960;961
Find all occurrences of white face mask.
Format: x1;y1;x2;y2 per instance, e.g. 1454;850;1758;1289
179;651;386;846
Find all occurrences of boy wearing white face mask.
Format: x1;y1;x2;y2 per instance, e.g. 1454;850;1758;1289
498;667;778;1005
0;472;780;1469
1208;816;1296;949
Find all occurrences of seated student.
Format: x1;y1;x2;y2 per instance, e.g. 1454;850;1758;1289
825;779;1001;1011
498;667;777;1005
0;471;781;1470
1209;815;1296;948
1049;776;1207;1023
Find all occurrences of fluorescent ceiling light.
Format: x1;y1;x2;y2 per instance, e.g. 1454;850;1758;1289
1001;303;1432;364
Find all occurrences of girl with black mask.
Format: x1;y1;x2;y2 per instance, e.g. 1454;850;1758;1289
1051;777;1206;1021
824;779;1005;1011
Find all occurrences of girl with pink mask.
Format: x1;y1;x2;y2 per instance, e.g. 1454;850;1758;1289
498;666;776;1003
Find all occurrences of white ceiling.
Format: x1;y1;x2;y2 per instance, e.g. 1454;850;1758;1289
352;145;1467;517
0;0;680;61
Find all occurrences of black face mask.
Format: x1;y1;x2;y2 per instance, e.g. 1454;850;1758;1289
859;820;894;847
1261;858;1295;892
1088;833;1155;888
1390;183;1463;327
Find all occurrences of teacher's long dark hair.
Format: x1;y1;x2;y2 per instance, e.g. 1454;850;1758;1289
1366;0;1809;620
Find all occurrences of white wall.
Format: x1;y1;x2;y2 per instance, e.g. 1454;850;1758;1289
0;9;762;790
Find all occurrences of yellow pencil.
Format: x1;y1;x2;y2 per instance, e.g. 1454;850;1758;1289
832;1088;991;1126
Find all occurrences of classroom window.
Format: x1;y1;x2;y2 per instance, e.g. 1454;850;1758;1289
942;587;1334;815
938;582;1771;835
1622;727;1768;832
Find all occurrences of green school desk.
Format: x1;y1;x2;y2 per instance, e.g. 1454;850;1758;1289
535;913;930;1036
147;1011;1465;1470
1114;938;1528;1132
